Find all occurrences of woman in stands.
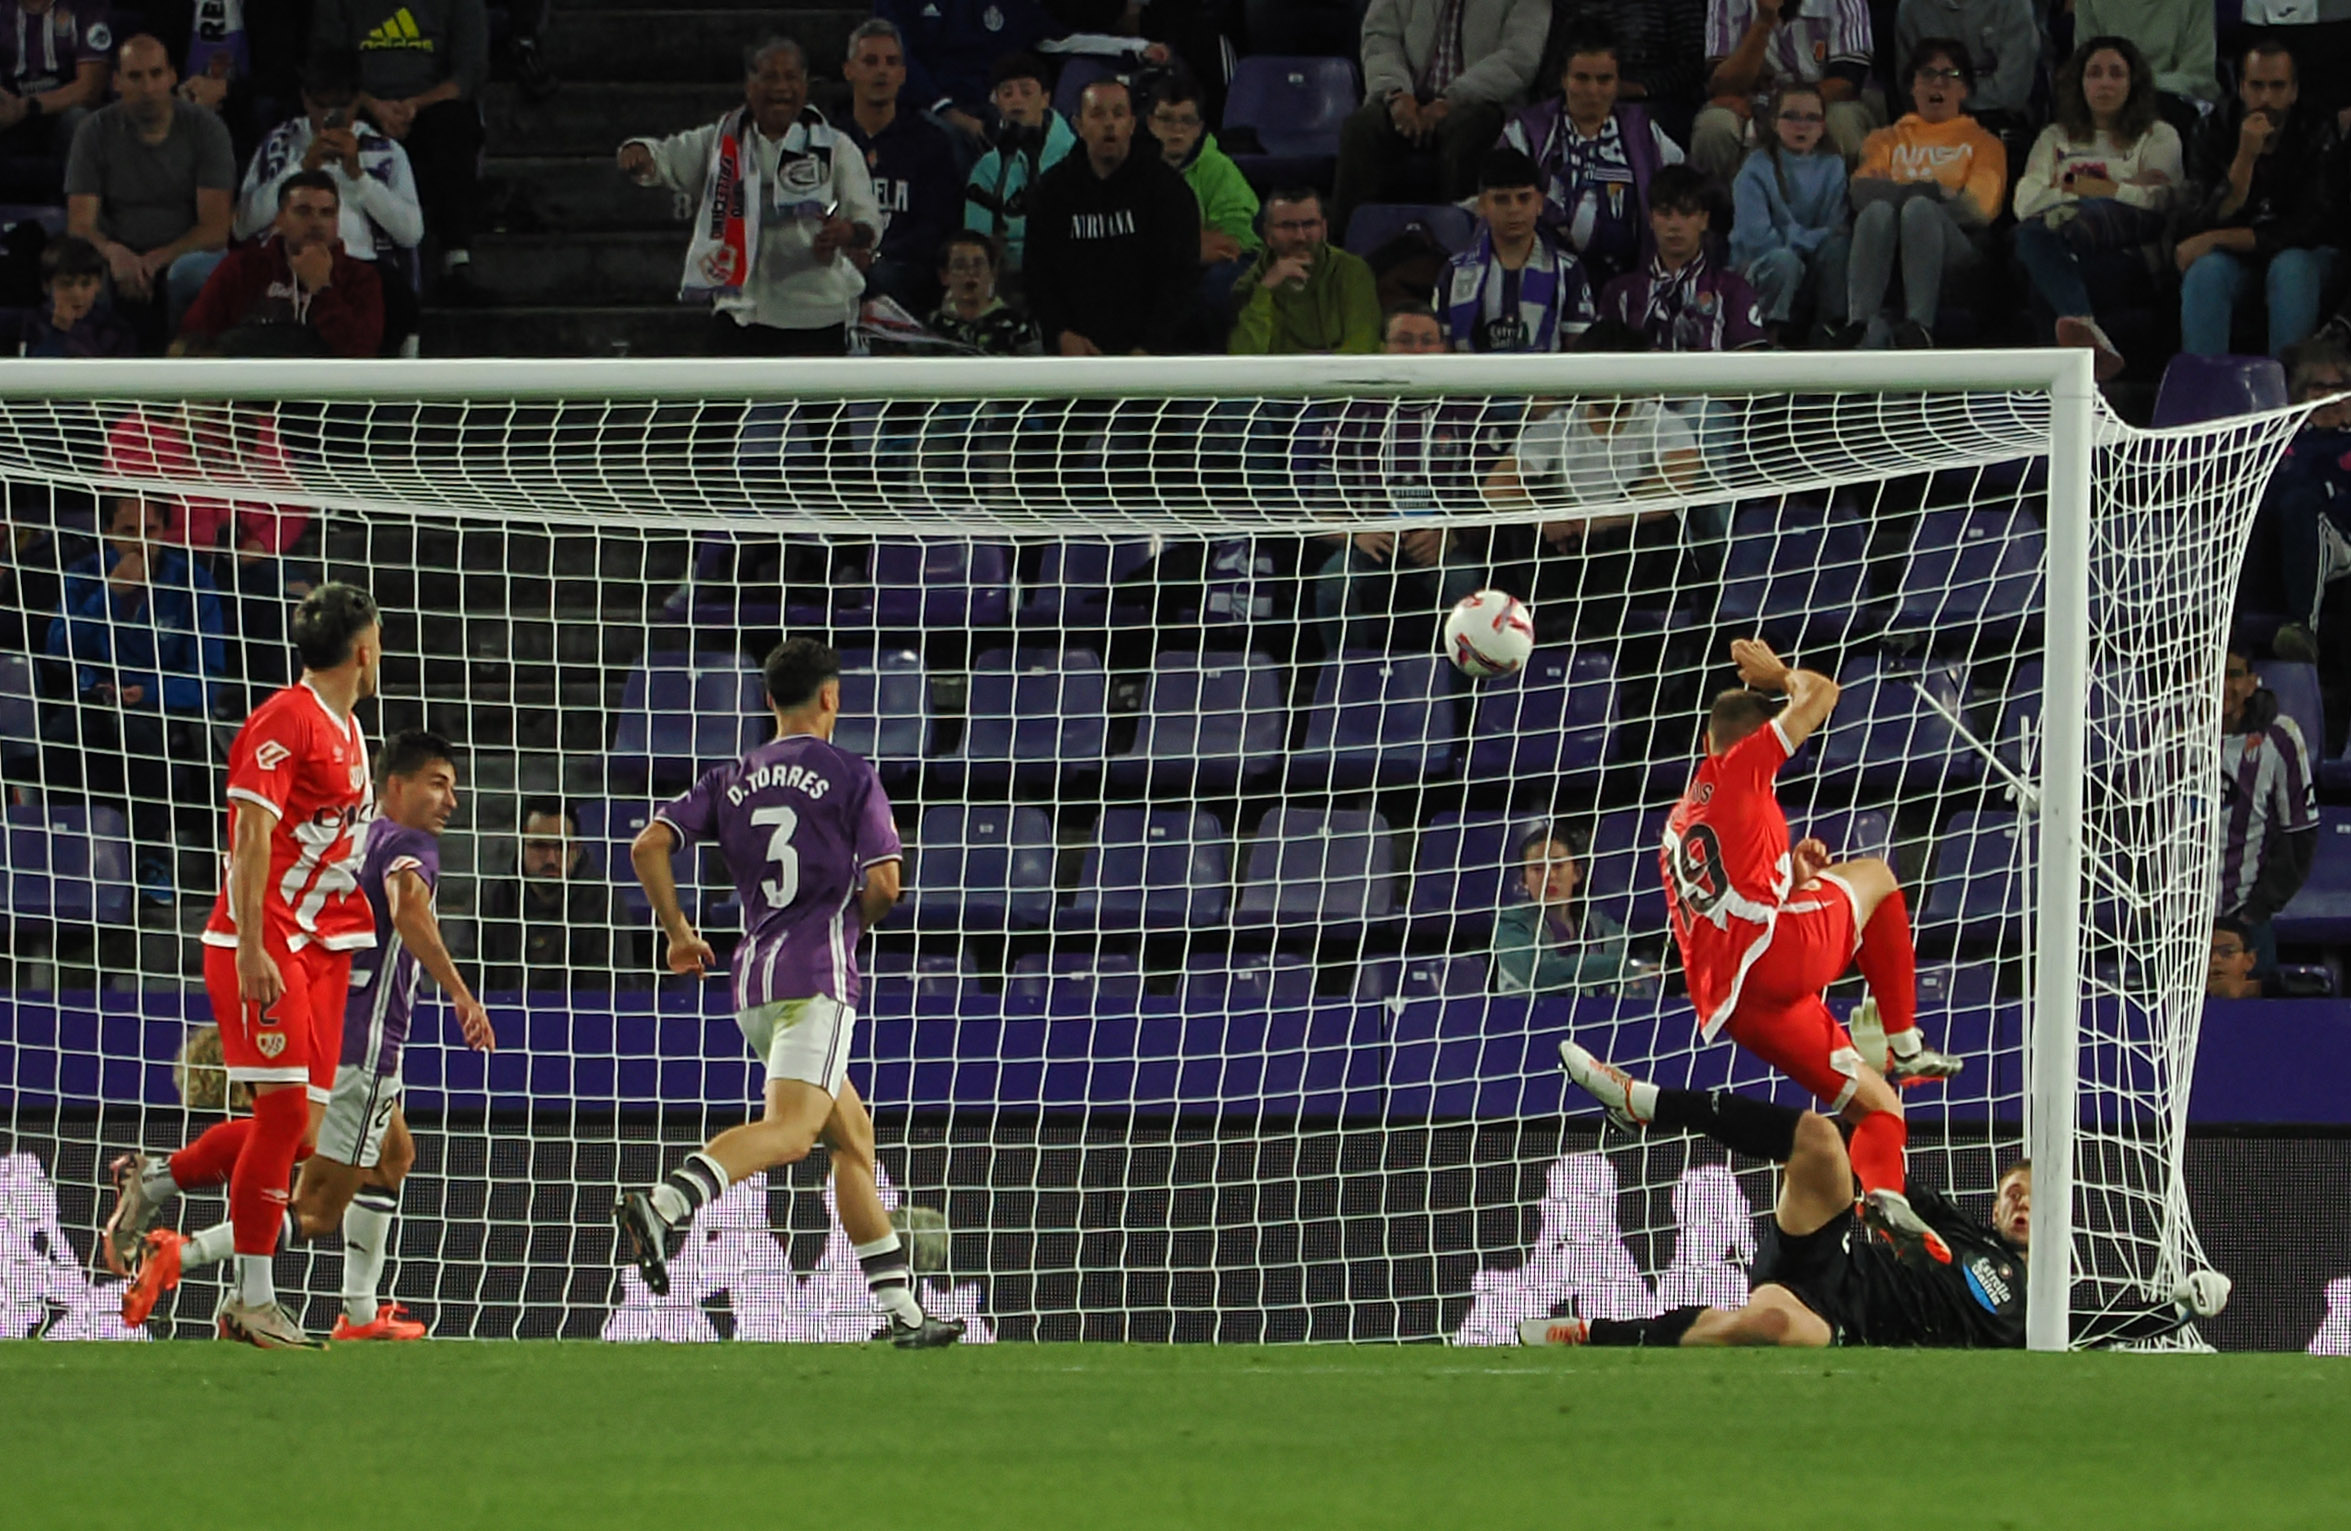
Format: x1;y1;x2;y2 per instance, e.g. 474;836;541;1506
1492;823;1635;996
1834;39;2008;351
2011;37;2184;382
1729;83;1851;348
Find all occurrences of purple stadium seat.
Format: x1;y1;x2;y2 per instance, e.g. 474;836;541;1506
1352;959;1400;1001
2152;354;2288;428
948;647;1108;788
1918;812;2026;951
1222;55;1357;185
2274;807;2351;943
1293;651;1460;788
1232;807;1399;933
1796;807;1895;869
1052;55;1120;122
1011;953;1146;1017
2260;660;2327;763
1184;952;1315;1013
1465;648;1615;788
1815;656;1982;792
832;648;930;781
1396;954;1490;1001
0;651;39;767
862;540;1014;631
1062;808;1231;932
609;652;698;791
903;804;1056;930
1716;500;1872;650
1584;810;1671;942
1889;508;2045;643
1107;650;1285;793
1916;961;1999;1009
1406;811;1522;944
695;662;769;757
1016;540;1155;629
2;804;132;925
572;800;694;924
1340;202;1477;258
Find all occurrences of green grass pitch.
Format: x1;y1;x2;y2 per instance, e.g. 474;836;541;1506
6;1344;2344;1529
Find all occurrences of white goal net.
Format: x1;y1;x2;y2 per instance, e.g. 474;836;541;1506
0;355;2298;1349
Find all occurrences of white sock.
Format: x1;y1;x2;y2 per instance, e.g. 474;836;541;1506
1628;1079;1661;1122
235;1252;274;1309
341;1188;398;1325
182;1221;235;1272
1886;1026;1925;1060
140;1161;180;1202
649;1151;728;1226
855;1232;926;1327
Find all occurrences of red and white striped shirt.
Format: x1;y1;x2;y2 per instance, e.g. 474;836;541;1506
202;681;376;952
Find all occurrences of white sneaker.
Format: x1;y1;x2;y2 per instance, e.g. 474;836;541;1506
1518;1315;1591;1346
1557;1040;1650;1131
217;1299;326;1350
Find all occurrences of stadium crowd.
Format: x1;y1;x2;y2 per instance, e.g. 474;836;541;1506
0;0;2346;1012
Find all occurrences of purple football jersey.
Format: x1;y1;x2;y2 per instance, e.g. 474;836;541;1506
656;732;902;1011
341;816;441;1076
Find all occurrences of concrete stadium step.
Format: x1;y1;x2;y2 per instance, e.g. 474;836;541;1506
482;81;742;157
418;302;714;357
467;230;680;305
488;156;687;234
547;8;870;80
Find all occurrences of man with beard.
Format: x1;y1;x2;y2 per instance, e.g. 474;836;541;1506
177;169;384;356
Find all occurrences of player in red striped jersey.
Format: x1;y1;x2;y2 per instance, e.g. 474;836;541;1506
1653;638;1962;1265
100;584;383;1348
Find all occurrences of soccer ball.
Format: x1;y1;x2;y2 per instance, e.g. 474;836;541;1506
1444;589;1535;678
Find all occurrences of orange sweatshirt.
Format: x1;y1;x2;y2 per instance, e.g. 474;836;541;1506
1853;113;2009;225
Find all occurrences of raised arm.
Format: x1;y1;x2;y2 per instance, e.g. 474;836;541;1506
631;820;715;977
1731;637;1839;750
385;864;492;1050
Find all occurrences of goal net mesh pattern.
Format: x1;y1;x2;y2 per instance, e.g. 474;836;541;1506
0;360;2294;1345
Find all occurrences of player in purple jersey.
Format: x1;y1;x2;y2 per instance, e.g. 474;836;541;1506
614;638;964;1348
121;731;494;1339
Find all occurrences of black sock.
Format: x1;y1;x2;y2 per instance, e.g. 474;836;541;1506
1649;1088;1804;1162
856;1232;920;1321
1587;1307;1707;1347
652;1150;728;1226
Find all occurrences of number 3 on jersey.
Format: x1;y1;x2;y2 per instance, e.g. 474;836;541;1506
1671;823;1728;919
750;805;800;907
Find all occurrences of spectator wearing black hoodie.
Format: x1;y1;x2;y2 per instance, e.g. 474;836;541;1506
2220;641;2318;979
1023;76;1199;355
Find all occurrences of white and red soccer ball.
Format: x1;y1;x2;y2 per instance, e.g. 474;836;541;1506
1443;589;1535;678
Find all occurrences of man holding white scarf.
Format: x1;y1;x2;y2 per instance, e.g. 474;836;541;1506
619;36;881;355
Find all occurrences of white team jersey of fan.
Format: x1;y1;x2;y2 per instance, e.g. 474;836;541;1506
202;681;377;953
1661;719;1797;1038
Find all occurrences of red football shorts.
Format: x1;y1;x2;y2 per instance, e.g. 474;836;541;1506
205;938;356;1103
1726;874;1866;1110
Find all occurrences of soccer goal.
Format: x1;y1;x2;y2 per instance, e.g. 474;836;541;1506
0;352;2300;1350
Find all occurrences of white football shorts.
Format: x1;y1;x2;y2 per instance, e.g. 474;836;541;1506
736;994;855;1095
318;1063;402;1169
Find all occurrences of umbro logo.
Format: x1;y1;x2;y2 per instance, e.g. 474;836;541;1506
255;741;291;770
362;7;437;50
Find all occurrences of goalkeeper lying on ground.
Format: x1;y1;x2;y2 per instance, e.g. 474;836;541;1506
1526;1042;2232;1349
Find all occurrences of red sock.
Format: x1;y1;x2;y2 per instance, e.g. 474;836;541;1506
230;1089;305;1257
1848;1109;1908;1199
1855;887;1919;1039
168;1117;251;1192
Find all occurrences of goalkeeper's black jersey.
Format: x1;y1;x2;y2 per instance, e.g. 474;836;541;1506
1844;1185;2026;1348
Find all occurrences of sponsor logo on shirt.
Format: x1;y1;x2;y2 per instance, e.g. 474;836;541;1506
361;7;437;52
1964;1255;2013;1312
254;740;291;770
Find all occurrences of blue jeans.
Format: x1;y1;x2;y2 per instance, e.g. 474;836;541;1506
2180;245;2339;356
166;248;228;331
1740;232;1851;325
2012;218;2095;322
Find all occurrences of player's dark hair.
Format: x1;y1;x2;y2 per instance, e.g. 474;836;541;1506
1478;146;1543;193
379;728;455;785
277;168;340;210
519;796;576;832
290;582;378;671
763;636;842;711
1708;687;1782;751
1999;1158;2033;1186
1646;163;1711;217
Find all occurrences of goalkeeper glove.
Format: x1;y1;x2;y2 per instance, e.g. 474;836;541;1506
2172;1270;2233;1318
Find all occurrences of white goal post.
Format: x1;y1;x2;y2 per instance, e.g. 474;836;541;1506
0;351;2297;1351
